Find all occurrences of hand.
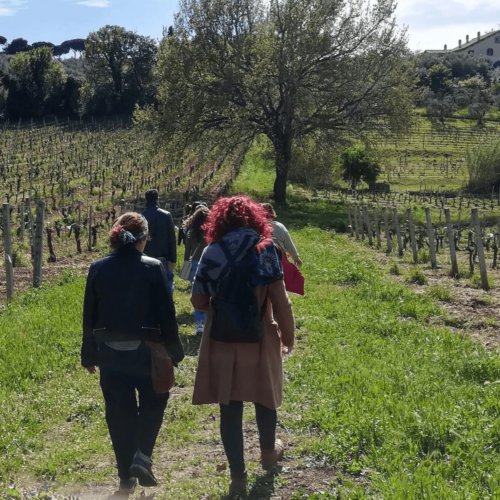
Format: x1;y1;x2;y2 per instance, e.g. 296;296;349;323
282;345;294;355
168;262;176;271
85;366;97;374
295;259;303;267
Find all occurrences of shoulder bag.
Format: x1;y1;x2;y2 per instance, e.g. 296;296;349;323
145;341;175;394
179;241;201;281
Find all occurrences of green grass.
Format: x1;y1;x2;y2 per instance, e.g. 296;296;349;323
2;145;500;498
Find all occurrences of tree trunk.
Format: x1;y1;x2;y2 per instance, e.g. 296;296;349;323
274;168;288;203
271;130;293;203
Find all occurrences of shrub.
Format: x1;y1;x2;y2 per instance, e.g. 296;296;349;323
341;145;381;189
466;137;500;192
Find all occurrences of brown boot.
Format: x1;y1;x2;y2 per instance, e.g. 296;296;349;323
261;439;284;470
229;471;247;496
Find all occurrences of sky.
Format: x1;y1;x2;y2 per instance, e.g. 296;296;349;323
0;0;498;52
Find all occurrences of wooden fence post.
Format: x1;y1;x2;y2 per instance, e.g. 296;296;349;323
372;206;381;249
358;205;365;241
347;205;354;237
382;206;392;253
33;200;45;288
3;203;14;300
363;205;373;246
393;206;404;257
28;175;34;248
444;208;459;277
19;201;24;241
471;207;489;291
353;205;359;239
425;207;437;270
406;208;418;263
88;205;93;251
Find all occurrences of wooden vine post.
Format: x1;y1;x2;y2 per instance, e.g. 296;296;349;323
372;206;381;249
3;203;14;301
393;206;403;257
425;207;437;270
444;208;459;277
19;201;24;241
33;200;45;288
358;205;365;241
347;205;354;237
406;208;418;263
362;205;373;246
471;207;489;291
88;205;93;252
353;205;359;239
382;206;392;253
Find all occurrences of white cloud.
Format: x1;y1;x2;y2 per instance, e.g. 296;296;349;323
76;0;110;6
0;0;26;16
394;0;499;51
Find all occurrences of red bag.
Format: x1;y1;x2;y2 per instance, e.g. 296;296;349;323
281;252;305;296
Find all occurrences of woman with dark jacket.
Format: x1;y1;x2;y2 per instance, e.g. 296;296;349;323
183;205;209;334
81;212;184;494
191;196;295;496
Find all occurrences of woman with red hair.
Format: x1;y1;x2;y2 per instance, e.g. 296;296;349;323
191;196;295;496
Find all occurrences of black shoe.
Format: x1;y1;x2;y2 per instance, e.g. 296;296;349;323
129;452;157;487
119;477;138;494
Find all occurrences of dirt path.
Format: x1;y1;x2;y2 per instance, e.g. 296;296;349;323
13;418;348;500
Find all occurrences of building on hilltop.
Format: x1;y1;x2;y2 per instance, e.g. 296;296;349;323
424;30;500;67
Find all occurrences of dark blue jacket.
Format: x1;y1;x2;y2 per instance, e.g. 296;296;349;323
142;202;177;263
81;245;184;367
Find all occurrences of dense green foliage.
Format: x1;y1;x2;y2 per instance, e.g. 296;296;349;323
417;52;500;126
0;28;158;120
83;25;157;116
341;145;381;189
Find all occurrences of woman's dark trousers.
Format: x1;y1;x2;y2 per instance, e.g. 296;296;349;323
219;400;277;476
99;343;169;480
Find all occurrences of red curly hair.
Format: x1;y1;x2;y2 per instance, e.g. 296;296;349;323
203;195;273;247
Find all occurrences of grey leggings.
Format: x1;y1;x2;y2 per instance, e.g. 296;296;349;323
219;400;277;476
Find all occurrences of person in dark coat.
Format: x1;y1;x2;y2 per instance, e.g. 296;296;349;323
177;204;192;246
141;189;177;295
81;212;184;494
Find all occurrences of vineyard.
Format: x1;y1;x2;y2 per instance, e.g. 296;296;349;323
0;118;243;300
2;116;500;300
372;118;500;191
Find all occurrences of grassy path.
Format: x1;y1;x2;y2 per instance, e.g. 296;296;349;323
2;150;500;499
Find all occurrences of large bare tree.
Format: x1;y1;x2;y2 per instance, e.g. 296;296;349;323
143;0;415;202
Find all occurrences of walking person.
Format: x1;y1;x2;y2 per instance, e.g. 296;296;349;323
177;204;192;247
142;189;177;295
182;205;209;335
190;196;295;496
81;213;184;494
262;203;302;267
262;203;305;296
